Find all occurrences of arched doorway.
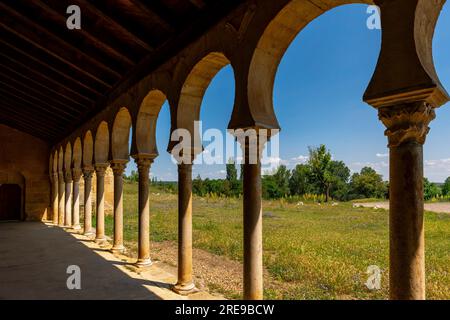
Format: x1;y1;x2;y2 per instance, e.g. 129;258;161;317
0;184;22;221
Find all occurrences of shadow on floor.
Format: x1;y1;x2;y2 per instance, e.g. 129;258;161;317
0;221;165;300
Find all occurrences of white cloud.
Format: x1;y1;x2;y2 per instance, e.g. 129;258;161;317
424;158;450;182
376;153;388;158
291;155;309;164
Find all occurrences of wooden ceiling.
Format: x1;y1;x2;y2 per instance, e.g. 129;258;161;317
0;0;242;142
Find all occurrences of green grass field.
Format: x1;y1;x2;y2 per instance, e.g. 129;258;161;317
101;181;450;300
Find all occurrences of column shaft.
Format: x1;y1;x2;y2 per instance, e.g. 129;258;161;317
51;174;58;225
135;156;152;266
83;169;94;236
243;160;263;300
58;173;65;226
173;163;196;294
111;161;126;253
389;142;425;299
72;169;82;230
64;173;72;227
95;165;107;243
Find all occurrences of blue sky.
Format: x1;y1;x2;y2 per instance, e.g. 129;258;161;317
126;4;450;183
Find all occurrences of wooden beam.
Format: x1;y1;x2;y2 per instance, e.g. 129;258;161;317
0;82;79;120
0;3;118;88
0;52;96;104
125;0;175;32
189;0;206;9
0;75;86;115
0;38;105;97
0;112;57;140
30;0;136;68
0;100;65;134
0;90;77;124
72;0;154;52
0;63;93;108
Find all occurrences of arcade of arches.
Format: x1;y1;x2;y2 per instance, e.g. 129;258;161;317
0;0;448;300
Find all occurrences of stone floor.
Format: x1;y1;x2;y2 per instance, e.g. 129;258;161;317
0;221;223;300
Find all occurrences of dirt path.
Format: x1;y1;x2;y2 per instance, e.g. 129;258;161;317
354;202;450;213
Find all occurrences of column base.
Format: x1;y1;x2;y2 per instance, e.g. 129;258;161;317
111;245;126;254
95;236;107;244
72;224;82;231
134;258;152;269
83;230;95;237
172;282;198;295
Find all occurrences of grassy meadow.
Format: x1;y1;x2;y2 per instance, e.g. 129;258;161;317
99;181;450;300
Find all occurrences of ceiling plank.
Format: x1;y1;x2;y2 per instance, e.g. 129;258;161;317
125;0;175;32
71;0;155;52
0;63;93;108
0;83;80;120
0;6;116;88
0;93;77;128
29;0;136;69
0;102;64;135
0;38;105;97
0;76;86;115
0;53;96;104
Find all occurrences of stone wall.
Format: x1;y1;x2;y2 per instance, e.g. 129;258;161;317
0;124;50;221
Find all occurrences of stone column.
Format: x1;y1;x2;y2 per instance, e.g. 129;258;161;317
64;170;73;227
58;171;65;226
83;168;94;236
173;163;196;295
51;173;59;225
239;134;265;300
94;163;108;243
134;155;153;267
378;102;436;300
111;160;127;254
72;168;82;230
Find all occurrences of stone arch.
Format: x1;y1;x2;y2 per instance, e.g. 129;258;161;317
64;142;72;172
136;90;167;156
112;107;132;160
73;138;82;169
83;131;94;167
176;52;232;152
247;0;373;129
94;121;110;164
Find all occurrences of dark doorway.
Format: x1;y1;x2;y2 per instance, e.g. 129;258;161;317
0;184;22;221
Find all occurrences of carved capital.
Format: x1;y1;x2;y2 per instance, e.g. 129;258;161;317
133;154;154;174
51;172;58;183
82;167;94;180
110;160;127;176
72;168;82;182
64;170;72;183
378;102;436;148
94;163;109;177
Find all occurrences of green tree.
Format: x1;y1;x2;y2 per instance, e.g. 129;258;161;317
328;160;351;201
273;165;290;197
289;164;310;195
226;159;240;197
349;167;386;199
424;178;441;201
307;145;333;201
442;177;450;196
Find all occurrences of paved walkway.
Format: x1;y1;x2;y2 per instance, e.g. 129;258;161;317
354;202;450;213
0;222;223;300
